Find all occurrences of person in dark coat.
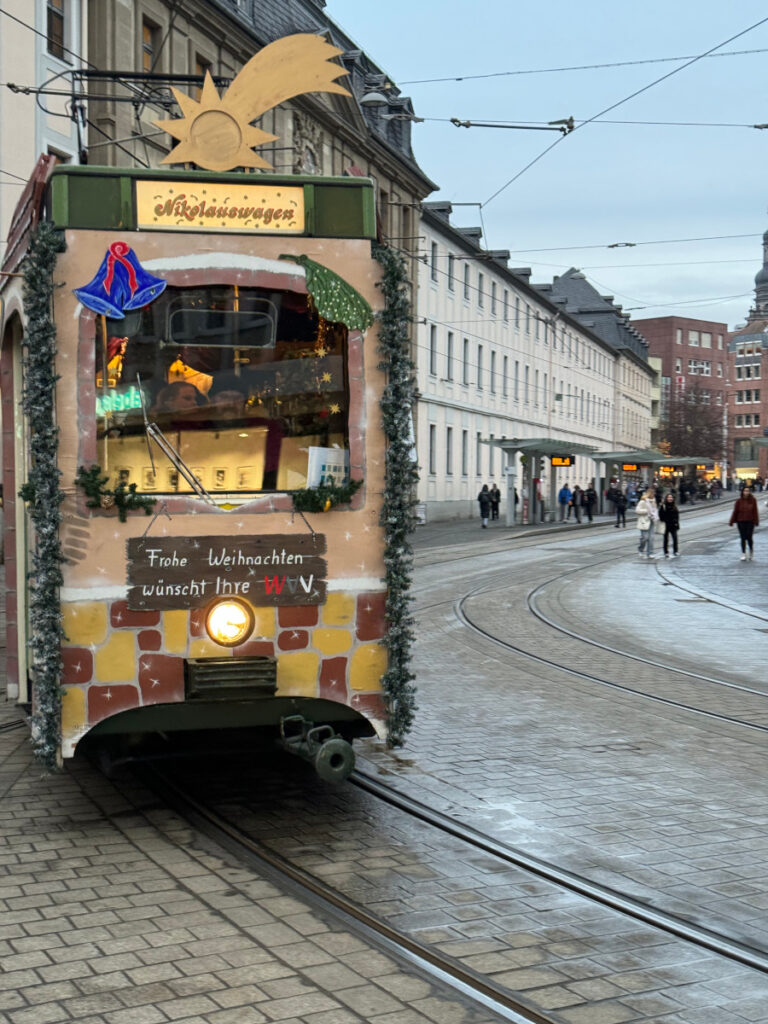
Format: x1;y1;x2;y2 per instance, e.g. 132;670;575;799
583;484;597;522
489;484;501;520
477;484;491;528
729;484;759;560
659;492;680;558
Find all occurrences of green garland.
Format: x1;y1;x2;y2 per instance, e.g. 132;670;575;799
291;478;362;513
373;244;419;747
279;254;374;330
75;464;157;522
20;221;66;771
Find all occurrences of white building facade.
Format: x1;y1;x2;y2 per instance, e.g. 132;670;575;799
416;203;651;522
0;0;87;260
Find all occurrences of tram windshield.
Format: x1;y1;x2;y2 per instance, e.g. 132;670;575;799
95;285;349;494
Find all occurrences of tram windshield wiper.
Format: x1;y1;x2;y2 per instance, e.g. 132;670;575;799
136;375;216;506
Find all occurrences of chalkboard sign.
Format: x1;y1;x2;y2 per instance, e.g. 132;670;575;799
127;534;327;609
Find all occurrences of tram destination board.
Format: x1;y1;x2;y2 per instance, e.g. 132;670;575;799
126;534;327;609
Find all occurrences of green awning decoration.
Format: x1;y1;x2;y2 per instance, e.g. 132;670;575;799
279;254;374;331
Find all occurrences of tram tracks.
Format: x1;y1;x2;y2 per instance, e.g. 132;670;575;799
129;752;768;1024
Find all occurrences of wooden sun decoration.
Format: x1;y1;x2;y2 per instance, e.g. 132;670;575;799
153;34;351;172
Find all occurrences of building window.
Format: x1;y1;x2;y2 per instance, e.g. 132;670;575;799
477;273;484;308
755;389;761;402
47;0;65;59
446;427;453;475
428;424;436;474
463;264;470;301
535;315;540;341
688;330;700;347
745;389;753;402
515;297;520;327
717;334;723;349
701;390;710;404
676;328;682;344
491;282;497;316
142;18;160;72
447;254;455;291
477;345;483;389
446;332;454;380
489;434;495;474
476;432;482;475
736;391;743;403
430;242;438;282
701;332;712;348
524;364;530;404
503;290;509;322
525;305;530;334
502;355;508;397
194;55;212;100
429;325;438;376
463;338;470;385
675;358;682;373
717;363;723;377
715;392;723;405
490;351;496;393
514;360;520;401
736;414;743;426
755;414;761;426
534;369;539;406
461;430;468;475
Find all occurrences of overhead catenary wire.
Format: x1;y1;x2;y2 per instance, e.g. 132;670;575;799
399;46;768;85
482;14;768;208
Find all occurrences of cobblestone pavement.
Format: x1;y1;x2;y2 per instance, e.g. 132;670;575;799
355;504;768;1020
3;501;768;1024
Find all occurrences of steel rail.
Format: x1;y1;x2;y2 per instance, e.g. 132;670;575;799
351;769;768;976
138;764;558;1024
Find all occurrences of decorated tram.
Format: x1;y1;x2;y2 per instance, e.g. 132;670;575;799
0;150;416;778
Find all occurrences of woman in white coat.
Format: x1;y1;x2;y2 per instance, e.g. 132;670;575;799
636;486;659;559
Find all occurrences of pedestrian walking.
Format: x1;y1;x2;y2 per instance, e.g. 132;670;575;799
489;484;501;521
659;492;680;558
583;483;597;522
729;484;759;560
636;487;659;558
477;484;491;529
558;482;572;521
615;490;627;528
570;485;583;523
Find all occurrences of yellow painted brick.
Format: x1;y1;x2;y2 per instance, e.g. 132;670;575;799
313;628;352;656
250;606;276;638
94;633;136;683
61;603;107;646
322;593;355;627
61;687;86;738
189;638;231;659
276;652;319;698
163;610;188;654
349;643;386;691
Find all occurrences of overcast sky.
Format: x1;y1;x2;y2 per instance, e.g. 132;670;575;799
329;1;768;331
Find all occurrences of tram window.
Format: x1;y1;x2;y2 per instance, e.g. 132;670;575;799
94;285;349;494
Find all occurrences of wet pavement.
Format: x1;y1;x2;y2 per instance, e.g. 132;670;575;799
3;496;768;1022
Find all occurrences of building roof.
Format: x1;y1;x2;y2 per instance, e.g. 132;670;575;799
534;268;651;367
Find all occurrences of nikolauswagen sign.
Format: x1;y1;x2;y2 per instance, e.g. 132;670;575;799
136;181;305;233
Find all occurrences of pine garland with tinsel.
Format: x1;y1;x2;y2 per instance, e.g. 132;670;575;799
20;221;66;770
373;244;419;747
75;464;157;522
291;478;362;513
279;254;374;330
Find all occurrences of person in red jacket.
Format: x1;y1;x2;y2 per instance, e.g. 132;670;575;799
729;484;760;561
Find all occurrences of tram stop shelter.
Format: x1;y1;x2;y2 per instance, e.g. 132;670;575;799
595;451;711;497
493;438;599;526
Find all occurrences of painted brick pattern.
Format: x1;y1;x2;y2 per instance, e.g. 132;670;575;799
60;590;387;752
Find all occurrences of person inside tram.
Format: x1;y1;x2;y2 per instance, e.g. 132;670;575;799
151;381;207;414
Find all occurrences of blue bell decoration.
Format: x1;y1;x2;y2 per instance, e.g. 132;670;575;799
74;241;167;318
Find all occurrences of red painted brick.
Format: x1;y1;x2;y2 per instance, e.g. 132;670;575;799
88;685;140;725
356;592;387;641
351;692;387;721
319;657;347;701
61;647;93;685
278;605;318;627
110;601;160;628
138;630;162;651
233;640;275;658
137;654;185;704
277;629;309;651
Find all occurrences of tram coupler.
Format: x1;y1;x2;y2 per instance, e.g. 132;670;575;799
279;715;355;784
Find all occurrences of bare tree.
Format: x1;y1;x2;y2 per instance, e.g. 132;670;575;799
654;380;724;460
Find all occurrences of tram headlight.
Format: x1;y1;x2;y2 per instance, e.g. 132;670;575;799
205;598;255;647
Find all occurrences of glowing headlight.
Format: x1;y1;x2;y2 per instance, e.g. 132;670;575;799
205;598;255;647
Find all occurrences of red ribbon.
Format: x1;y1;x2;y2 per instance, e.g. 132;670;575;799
103;241;138;297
